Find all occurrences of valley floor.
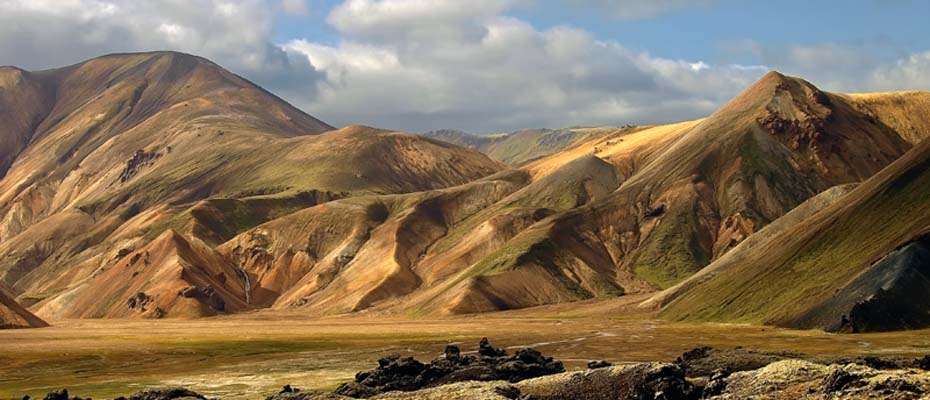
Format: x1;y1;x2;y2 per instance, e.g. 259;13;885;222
5;299;930;399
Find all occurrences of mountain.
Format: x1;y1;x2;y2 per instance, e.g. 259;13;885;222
653;137;930;332
208;72;930;317
0;288;47;328
401;72;925;314
0;52;505;319
422;127;617;165
4;52;929;323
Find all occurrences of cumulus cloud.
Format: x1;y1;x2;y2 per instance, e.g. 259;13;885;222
566;0;716;19
0;0;321;100
869;51;930;90
722;40;930;94
288;0;765;131
1;0;929;133
280;0;310;15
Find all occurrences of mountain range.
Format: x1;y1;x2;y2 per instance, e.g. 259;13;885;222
1;51;929;332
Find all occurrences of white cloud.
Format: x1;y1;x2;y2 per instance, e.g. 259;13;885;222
286;0;765;131
0;0;322;101
280;0;310;15
0;0;928;133
567;0;716;20
725;40;930;94
869;51;930;90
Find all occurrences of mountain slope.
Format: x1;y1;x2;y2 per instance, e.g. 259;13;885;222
423;127;617;165
840;91;930;145
656;139;930;332
0;289;47;328
418;71;917;314
0;52;505;319
211;72;930;317
5;53;929;322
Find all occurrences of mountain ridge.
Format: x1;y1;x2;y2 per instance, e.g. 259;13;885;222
0;52;506;320
3;53;930;327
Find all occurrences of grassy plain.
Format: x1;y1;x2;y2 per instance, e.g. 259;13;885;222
5;300;930;399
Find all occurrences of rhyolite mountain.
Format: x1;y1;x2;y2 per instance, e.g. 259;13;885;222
209;71;930;317
0;52;505;319
652;136;930;332
3;52;930;329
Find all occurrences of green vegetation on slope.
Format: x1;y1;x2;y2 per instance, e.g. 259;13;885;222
660;142;930;325
633;205;710;289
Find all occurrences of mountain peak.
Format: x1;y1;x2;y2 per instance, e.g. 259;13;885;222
710;70;823;122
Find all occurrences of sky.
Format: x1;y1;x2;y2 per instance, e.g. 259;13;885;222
1;0;929;133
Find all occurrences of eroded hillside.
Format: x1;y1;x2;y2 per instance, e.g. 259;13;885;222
0;52;505;319
655;138;930;332
3;53;930;323
212;72;930;317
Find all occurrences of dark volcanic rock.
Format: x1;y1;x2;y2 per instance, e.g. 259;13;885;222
676;346;805;377
178;286;226;312
42;390;79;400
334;339;563;397
36;388;205;400
860;356;902;370
265;386;346;400
792;234;930;333
478;337;507;357
587;360;612;369
702;369;730;398
117;388;207;400
872;377;923;394
915;355;930;370
492;385;521;399
822;368;861;392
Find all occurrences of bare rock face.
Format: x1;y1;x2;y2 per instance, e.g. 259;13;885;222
178;286;226;312
118;149;162;183
793;233;930;333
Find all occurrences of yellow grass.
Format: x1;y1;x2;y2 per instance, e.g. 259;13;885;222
5;304;930;399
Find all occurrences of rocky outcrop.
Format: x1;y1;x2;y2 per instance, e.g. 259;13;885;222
0;289;48;328
177;286;226;312
791;233;930;332
26;348;930;400
118;149;162;183
516;362;697;400
712;359;928;399
333;338;563;398
29;388;206;400
114;388;207;400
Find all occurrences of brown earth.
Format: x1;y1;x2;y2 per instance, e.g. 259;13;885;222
0;52;505;320
0;288;47;328
213;71;930;318
656;138;930;332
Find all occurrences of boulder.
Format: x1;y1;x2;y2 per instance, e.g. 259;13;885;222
334;339;563;397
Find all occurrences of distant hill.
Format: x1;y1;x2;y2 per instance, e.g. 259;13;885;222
422;127;618;165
